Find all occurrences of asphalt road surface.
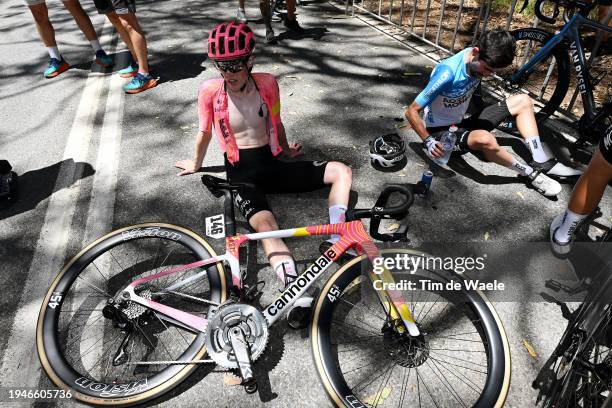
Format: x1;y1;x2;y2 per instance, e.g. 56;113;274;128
1;0;610;407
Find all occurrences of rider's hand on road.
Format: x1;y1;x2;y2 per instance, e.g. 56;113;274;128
175;159;199;176
286;142;304;158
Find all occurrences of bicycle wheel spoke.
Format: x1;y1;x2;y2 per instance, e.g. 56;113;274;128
338;295;387;323
425;358;468;407
75;276;112;298
416;367;441;408
429;354;483;393
332;319;382;337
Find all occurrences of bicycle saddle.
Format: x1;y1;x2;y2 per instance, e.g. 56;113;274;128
201;175;256;198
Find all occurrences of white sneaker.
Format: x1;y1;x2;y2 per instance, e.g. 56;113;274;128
236;8;247;23
531;159;582;177
527;170;562;197
549;212;572;257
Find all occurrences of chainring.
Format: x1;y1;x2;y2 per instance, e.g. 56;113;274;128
205;302;269;369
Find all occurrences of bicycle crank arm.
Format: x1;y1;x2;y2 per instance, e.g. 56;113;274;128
228;327;256;389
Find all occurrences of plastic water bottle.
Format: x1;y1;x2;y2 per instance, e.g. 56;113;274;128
434;125;457;166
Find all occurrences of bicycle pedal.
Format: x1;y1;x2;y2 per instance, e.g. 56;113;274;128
539;292;572;320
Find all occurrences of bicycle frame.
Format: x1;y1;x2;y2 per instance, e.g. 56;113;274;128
120;220;420;336
511;13;612;121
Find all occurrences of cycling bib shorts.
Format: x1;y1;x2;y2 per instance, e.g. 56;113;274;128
225;146;328;220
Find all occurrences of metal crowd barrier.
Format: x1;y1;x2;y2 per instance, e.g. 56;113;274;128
337;0;585;119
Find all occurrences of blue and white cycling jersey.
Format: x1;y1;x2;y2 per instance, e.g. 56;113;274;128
415;48;481;128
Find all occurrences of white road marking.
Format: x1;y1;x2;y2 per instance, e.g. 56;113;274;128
0;20;115;388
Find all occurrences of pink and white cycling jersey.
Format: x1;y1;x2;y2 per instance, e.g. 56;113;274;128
198;73;283;164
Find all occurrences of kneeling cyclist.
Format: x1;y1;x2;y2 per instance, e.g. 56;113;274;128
175;22;352;327
405;29;580;197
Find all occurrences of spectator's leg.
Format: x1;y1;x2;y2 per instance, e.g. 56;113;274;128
62;0;99;42
106;10;136;62
116;12;148;74
28;3;58;50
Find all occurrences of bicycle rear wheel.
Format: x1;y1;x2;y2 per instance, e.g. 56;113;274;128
311;250;511;408
500;28;570;125
37;223;227;406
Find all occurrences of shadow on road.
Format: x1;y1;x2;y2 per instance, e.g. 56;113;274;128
0;159;95;221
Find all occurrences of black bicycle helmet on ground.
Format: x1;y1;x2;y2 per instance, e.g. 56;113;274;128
369;133;406;168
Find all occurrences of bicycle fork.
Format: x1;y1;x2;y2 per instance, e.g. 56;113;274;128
369;267;420;337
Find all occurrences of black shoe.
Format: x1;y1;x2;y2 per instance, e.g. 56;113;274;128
286;297;312;329
284;18;304;33
0;171;18;207
265;28;276;44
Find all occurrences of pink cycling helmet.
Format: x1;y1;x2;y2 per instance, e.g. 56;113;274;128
207;21;255;61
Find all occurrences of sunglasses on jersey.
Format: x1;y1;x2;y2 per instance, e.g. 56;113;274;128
214;58;248;73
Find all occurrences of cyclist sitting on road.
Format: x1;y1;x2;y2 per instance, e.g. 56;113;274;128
550;125;612;256
175;21;352;324
405;29;581;197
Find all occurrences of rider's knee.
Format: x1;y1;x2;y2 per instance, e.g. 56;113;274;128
250;212;279;233
470;132;499;152
509;93;533;113
327;162;352;185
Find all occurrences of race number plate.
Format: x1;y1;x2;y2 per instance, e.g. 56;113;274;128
205;214;225;239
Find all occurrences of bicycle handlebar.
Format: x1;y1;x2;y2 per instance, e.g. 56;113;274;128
521;0;596;24
348;183;426;242
202;174;426;243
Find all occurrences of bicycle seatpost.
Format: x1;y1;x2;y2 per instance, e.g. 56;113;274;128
224;190;236;237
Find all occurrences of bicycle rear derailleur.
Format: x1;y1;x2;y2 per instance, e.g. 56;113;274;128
205;302;269;393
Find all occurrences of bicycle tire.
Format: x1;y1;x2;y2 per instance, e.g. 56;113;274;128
311;249;511;408
503;28;570;125
36;223;227;406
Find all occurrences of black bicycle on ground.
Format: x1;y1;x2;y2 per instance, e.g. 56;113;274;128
502;0;612;149
533;208;611;407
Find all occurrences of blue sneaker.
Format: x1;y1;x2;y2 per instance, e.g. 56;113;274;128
118;62;138;78
123;72;157;94
95;50;113;67
44;58;70;78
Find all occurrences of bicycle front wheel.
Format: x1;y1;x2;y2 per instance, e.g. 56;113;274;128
37;223;227;406
501;28;570;124
311;250;511;408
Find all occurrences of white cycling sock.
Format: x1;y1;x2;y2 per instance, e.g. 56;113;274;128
328;204;347;243
525;136;549;163
508;159;534;176
554;209;587;244
272;259;297;285
47;47;61;60
89;39;102;53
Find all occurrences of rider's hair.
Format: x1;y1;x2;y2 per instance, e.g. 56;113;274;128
478;29;516;68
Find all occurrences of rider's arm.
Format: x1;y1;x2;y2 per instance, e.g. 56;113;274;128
405;65;454;157
277;122;303;158
175;82;215;175
193;130;213;169
405;101;430;141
